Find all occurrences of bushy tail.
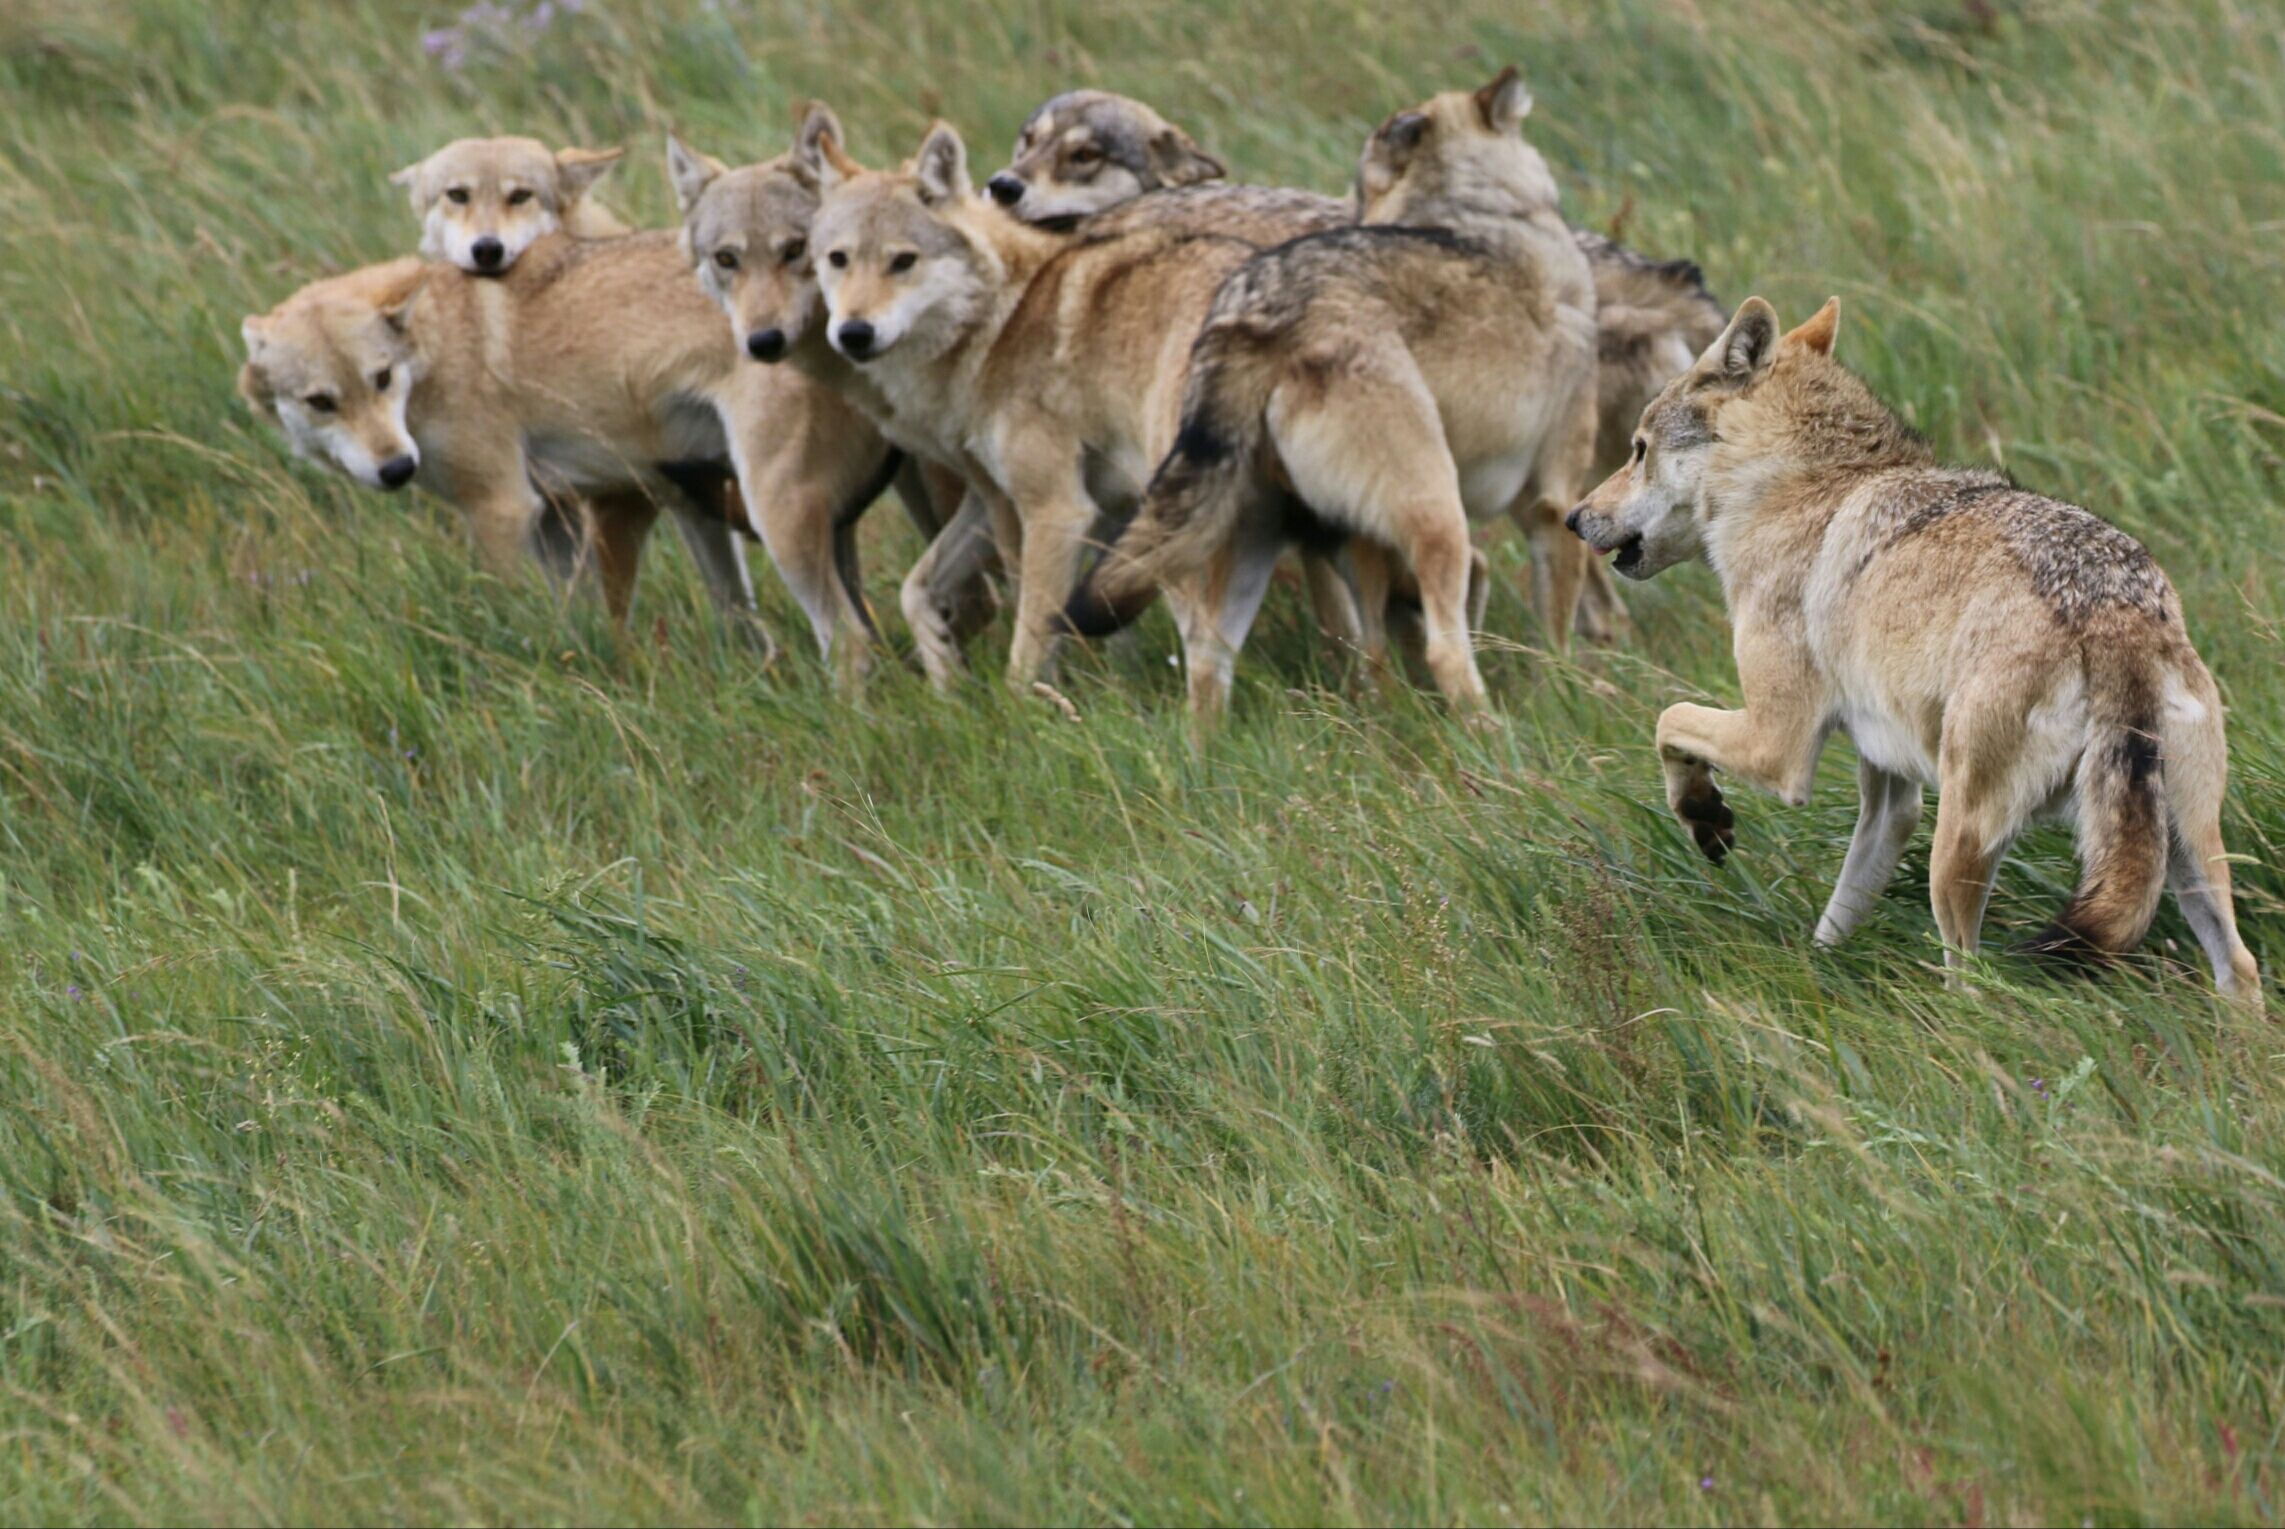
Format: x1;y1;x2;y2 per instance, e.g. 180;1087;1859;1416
2023;660;2169;963
1060;319;1281;636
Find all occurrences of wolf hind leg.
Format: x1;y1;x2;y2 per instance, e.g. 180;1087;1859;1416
1266;366;1485;712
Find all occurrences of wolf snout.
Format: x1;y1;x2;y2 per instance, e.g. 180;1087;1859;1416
377;454;418;490
1565;506;1585;537
836;319;877;360
470;236;505;272
745;327;788;363
986;174;1025;207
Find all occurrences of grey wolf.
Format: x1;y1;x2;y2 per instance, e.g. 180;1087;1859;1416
1566;296;2262;1007
391;136;627;274
1078;68;1602;721
988;87;1727;646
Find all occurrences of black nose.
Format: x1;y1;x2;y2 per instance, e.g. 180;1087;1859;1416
986;174;1025;207
836;319;876;359
745;327;787;363
378;455;417;490
470;237;504;270
1564;507;1584;537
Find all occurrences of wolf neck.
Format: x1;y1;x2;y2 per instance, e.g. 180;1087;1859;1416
876;200;1067;449
1702;370;1933;607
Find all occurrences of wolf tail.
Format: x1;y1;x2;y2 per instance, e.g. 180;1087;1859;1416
1061;317;1281;636
2024;654;2169;963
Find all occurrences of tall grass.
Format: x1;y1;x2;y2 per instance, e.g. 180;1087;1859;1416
1;0;2282;1521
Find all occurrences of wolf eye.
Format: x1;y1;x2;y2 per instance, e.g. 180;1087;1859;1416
1069;143;1102;165
445;187;470;205
305;393;338;413
889;251;918;274
506;189;533;206
827;250;848;269
373;368;392;391
1630;437;1647;467
780;238;805;265
714;248;740;271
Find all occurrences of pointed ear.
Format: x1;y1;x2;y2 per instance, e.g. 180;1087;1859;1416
371;267;428;333
912;120;970;205
1145;125;1224;188
1474;65;1533;132
237;321;277;417
665;133;726;215
1698;296;1780;384
1784;296;1840;356
554;145;624;201
794;102;859;190
387;155;428;203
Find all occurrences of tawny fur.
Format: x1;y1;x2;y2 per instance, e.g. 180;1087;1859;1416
1569;296;2262;1007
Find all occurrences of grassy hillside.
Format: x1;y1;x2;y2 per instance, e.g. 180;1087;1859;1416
2;0;2282;1521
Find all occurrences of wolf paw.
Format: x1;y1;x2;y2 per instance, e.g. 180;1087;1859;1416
1675;786;1735;864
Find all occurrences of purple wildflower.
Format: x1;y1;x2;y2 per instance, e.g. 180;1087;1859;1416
65;985;82;1000
1699;1475;1714;1491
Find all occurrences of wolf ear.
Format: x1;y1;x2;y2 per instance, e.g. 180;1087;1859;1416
554;145;624;202
370;267;428;334
387;154;429;203
666;134;727;215
1784;296;1840;356
792;102;859;191
912;121;971;205
237;319;277;417
1145;125;1225;188
1474;65;1533;133
1699;296;1780;385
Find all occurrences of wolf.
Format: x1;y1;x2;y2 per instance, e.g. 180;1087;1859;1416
390;136;628;273
988;87;1727;645
237;235;881;654
667;113;1002;686
1076;68;1601;720
801;115;1352;694
1567;296;2262;1007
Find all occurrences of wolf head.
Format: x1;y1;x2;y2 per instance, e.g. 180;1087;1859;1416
1353;66;1559;227
239;261;427;491
1566;296;1856;578
985;90;1226;224
809;121;995;366
390;136;623;274
670;106;860;364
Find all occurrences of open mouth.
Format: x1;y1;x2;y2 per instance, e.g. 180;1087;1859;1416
1608;534;1645;575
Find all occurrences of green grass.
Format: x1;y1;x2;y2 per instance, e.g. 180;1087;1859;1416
2;0;2283;1522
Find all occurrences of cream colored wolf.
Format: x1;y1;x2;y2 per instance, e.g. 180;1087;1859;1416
1568;296;2261;1007
1079;69;1601;720
800;119;1286;691
237;235;878;647
391;136;628;273
990;87;1727;645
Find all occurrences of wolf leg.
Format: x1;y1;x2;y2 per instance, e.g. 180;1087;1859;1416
1814;757;1923;946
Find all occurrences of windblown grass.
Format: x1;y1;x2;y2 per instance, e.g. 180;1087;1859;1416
1;0;2281;1521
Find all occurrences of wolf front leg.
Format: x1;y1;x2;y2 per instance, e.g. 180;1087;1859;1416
1652;627;1830;864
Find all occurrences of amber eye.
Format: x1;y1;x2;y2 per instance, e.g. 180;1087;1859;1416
1631;437;1646;467
374;368;392;391
827;250;848;269
506;188;533;206
305;393;338;413
889;251;918;274
445;187;470;205
1069;143;1101;165
714;248;740;271
780;238;806;265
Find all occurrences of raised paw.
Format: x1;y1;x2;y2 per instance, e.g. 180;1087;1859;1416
1675;783;1735;864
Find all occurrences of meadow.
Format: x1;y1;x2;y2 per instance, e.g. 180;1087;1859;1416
1;0;2282;1521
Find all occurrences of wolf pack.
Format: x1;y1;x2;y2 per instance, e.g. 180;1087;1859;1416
235;69;2263;1009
